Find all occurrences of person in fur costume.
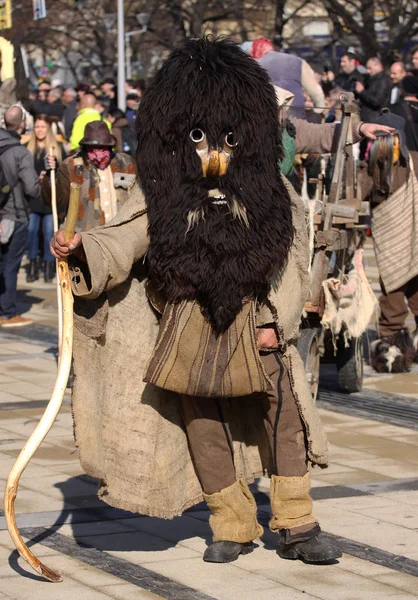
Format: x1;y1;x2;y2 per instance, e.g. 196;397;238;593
363;113;418;373
51;38;342;564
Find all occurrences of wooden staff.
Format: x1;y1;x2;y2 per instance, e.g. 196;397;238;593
49;147;63;358
4;183;81;583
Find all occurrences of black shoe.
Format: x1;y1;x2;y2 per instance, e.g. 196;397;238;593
203;541;255;563
44;261;55;283
26;259;39;283
278;527;341;564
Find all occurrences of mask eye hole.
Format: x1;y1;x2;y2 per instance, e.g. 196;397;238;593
225;132;238;148
190;128;205;143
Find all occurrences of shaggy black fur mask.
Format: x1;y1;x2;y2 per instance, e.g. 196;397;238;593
136;37;293;334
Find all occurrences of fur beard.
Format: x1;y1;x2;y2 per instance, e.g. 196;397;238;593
146;178;293;334
137;37;293;334
370;329;415;373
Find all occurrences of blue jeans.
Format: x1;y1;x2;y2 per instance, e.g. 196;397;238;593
28;213;54;263
0;221;28;318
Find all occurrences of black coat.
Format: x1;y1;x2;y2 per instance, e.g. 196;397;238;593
25;143;66;215
357;71;391;122
62;99;77;140
334;69;364;93
391;99;418;153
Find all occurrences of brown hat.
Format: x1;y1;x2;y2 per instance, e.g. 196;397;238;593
79;120;117;147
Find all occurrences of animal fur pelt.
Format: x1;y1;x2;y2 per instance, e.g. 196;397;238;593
371;329;415;373
136;37;293;334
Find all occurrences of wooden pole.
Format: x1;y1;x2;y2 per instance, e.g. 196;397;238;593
49;147;63;359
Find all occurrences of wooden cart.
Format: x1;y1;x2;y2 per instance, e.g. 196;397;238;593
297;92;370;400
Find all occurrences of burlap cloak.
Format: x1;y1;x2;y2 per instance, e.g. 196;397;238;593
69;182;328;519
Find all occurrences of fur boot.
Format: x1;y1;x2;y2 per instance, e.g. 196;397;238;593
269;472;317;531
371;329;415;373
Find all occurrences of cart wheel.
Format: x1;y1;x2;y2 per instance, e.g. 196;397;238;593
336;336;363;393
297;329;320;402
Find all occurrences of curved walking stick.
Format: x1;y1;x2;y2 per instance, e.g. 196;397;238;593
4;183;81;583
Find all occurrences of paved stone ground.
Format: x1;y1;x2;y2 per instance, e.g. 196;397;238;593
1;254;418;599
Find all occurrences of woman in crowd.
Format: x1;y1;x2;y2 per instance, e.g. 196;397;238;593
25;114;65;283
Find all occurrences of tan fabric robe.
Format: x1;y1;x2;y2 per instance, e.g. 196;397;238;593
68;179;328;519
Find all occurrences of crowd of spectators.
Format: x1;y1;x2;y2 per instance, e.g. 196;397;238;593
1;43;418;328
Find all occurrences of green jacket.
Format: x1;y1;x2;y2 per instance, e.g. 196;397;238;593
70;108;111;151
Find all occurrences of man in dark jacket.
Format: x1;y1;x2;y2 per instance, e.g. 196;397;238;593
355;57;391;122
61;87;78;140
29;80;51;118
0;106;40;327
47;88;65;121
334;52;364;93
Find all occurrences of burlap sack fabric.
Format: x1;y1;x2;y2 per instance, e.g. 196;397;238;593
371;161;418;294
70;183;328;519
144;299;273;398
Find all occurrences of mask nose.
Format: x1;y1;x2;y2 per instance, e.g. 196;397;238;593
206;150;228;177
207;150;220;177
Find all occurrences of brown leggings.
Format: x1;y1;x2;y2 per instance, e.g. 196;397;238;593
379;276;418;337
179;352;308;495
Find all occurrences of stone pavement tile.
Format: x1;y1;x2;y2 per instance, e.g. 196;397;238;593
0;374;19;384
2;358;57;375
334;553;395;578
246;552;417;600
0;381;52;397
3;444;76;465
374;571;418;596
140;556;299;600
311;463;361;476
0;409;45;422
327;445;370;461
120;514;212;549
58;520;136;539
355;504;418;529
309;468;394;485
329;420;418;436
46;462;85;478
76;530;203;564
310;477;334;488
19;473;97;501
0;346;19;355
12;375;57;392
2;573;115;600
318;494;402;511
0;457;62;480
44;426;74;439
391;434;418;446
6;488;80;515
0;391;32;403
380;490;418;506
319;411;367;426
104;582;177;600
3;342;51;354
313;502;418;559
325;431;415;450
55;564;155;591
335;457;418;479
341;423;418;438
